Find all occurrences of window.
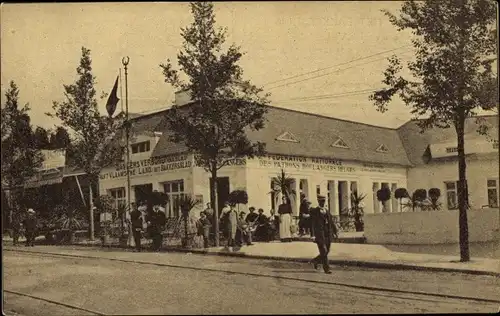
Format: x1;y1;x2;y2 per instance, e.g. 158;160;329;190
131;141;151;154
376;144;389;153
487;179;499;208
109;187;126;210
445;182;458;210
276;131;299;143
332;137;349;149
163;180;185;217
446;147;458;153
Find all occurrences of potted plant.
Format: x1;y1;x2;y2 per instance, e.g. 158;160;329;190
269;169;296;207
228;189;248;213
402;189;427;212
394;188;409;212
376;187;391;213
115;203;130;246
426;188;442;211
348;190;366;232
179;195;202;248
56;208;84;244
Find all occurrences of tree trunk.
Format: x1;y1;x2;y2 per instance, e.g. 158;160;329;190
456;118;470;262
211;167;219;247
89;181;95;241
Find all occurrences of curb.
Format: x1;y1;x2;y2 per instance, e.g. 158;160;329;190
13;241;498;277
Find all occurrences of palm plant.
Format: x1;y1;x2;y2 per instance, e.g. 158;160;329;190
269;169;296;206
348;190;366;232
56;208;84;243
178;195;202;248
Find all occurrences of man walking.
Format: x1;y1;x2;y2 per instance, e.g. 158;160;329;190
130;204;143;252
22;209;37;247
310;195;336;274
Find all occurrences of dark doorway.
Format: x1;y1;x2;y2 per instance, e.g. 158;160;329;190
134;184;153;205
210;177;230;213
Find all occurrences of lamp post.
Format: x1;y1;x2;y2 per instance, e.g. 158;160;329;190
122;56;131;211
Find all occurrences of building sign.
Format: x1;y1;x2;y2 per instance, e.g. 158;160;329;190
40;150;66;170
361;163;387;173
99;154;192;180
257;155;355;173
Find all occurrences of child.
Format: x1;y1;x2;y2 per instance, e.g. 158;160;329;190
198;211;212;248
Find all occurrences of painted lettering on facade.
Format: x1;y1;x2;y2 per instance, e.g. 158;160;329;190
361;163;387;173
100;154;192;180
258;156;354;173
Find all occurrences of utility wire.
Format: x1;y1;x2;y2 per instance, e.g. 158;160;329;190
266;51;413;91
273;88;382;103
263;45;412;87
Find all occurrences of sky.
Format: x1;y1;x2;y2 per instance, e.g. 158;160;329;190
0;2;495;131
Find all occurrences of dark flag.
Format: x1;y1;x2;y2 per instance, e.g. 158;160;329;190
106;76;120;117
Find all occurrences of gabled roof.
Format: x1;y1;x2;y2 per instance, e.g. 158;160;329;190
397;115;499;165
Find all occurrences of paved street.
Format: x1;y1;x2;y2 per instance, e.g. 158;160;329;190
3;246;500;315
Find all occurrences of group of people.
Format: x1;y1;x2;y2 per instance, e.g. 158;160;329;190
10;208;38;247
127;200;166;252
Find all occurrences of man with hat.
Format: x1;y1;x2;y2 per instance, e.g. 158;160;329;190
299;195;312;237
23;208;37;247
310;195;336;274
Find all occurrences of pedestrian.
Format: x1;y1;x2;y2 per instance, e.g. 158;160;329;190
299;199;312;237
11;212;22;246
203;202;215;243
244;207;258;244
255;208;268;241
129;203;143;252
310;195;336;274
198;211;212;248
150;205;166;251
22;209;37;247
277;196;293;242
220;202;238;250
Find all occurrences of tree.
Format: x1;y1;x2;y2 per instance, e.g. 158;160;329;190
49;127;71;149
33;126;51;149
49;47;126;241
1;81;44;224
160;2;269;246
369;0;497;262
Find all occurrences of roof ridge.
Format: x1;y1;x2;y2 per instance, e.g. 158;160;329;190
266;105;400;130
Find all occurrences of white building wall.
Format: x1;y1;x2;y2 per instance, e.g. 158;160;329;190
407;153;499;210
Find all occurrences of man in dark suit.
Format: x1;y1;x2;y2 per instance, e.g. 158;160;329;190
150;205;166;251
310;195;336;274
22;209;37;247
130;204;143;252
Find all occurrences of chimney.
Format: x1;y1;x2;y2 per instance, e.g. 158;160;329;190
174;89;193;106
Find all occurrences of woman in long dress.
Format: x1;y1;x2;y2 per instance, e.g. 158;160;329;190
277;196;293;242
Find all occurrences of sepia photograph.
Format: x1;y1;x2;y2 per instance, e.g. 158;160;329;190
1;1;499;315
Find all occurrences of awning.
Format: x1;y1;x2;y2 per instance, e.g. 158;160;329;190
24;176;63;189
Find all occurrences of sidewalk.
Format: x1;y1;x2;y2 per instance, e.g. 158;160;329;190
4;235;499;276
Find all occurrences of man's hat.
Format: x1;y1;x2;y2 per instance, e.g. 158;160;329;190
27;208;35;214
249;207;255;211
317;195;326;201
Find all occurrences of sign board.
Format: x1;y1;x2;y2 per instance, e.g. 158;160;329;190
99;154;192;180
256;154;355;173
40;150;66;170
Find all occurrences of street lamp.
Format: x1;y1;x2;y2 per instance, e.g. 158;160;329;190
122;57;131;211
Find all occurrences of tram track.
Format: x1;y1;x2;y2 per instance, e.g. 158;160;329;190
5;248;500;306
4;289;107;315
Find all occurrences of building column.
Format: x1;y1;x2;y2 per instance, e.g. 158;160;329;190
319;181;328;206
329;180;339;216
346;180;352;211
306;179;317;205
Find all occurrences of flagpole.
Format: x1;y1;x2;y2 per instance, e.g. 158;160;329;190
122;57;131;211
119;68;124;113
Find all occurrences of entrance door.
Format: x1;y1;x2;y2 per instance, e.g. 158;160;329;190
210;177;230;213
134;183;153;205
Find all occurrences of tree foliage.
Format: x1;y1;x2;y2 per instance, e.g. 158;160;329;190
160;2;270;245
49;47;125;178
1;81;43;190
33;126;51;149
369;0;496;262
160;2;269;172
